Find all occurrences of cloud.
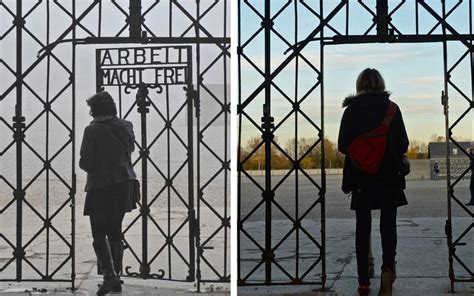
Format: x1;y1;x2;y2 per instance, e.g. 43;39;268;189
240;43;428;73
397;76;444;88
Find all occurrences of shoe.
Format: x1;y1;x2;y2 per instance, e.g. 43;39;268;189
93;239;121;296
357;283;371;295
378;265;395;296
109;240;124;292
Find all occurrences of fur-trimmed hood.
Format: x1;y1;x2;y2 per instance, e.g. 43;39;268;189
342;91;391;107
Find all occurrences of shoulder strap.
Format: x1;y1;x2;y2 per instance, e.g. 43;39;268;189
99;121;131;154
381;102;397;127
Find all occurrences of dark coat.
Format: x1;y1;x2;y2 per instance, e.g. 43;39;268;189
79;116;137;191
337;91;409;209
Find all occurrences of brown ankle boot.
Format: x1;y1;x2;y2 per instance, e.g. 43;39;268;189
378;265;394;296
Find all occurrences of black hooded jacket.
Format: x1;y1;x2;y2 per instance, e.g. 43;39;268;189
338;91;409;194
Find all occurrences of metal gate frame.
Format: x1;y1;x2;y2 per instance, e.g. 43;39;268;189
0;0;230;291
238;0;473;291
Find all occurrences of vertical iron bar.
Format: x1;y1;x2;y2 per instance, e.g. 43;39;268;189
320;0;327;289
46;0;51;278
15;0;23;281
441;0;455;292
95;49;102;93
186;47;196;284
415;0;419;35
195;1;202;290
237;0;242;284
345;1;349;36
223;0;229;282
376;0;389;38
167;84;172;280
129;0;142;38
71;0;77;289
294;0;300;282
264;0;272;285
470;1;474;128
118;85;122;118
137;84;150;278
98;0;102;37
169;0;172;37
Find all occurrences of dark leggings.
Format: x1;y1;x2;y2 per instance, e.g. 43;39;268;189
354;190;397;285
90;210;125;243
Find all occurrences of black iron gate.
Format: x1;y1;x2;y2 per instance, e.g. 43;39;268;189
1;0;230;290
238;0;473;290
95;45;196;282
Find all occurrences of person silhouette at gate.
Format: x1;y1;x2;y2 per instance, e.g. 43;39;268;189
433;161;440;181
467;143;474;206
80;91;138;295
338;68;409;295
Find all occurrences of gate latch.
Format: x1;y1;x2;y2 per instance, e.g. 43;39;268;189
441;90;449;115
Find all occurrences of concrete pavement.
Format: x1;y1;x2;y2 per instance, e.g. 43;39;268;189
1;280;229;296
238;218;474;295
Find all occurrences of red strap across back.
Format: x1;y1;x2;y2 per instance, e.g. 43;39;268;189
382;102;397;127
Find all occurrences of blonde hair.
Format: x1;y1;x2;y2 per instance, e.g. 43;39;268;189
356;68;386;94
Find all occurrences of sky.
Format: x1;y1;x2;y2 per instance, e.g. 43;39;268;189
239;0;473;145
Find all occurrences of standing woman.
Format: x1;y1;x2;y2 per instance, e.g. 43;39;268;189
467;142;474;206
80;91;137;295
338;68;409;295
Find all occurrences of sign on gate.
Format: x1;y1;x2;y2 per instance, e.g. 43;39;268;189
96;46;189;87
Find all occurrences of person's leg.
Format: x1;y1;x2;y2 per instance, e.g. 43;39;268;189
90;213;120;295
90;213;107;275
106;209;125;277
354;190;372;286
368;219;374;278
90;213;108;243
106;210;124;243
380;198;397;268
378;191;398;295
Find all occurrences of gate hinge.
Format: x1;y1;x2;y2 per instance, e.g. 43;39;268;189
261;104;274;142
444;219;451;237
71;173;77;195
185;86;199;118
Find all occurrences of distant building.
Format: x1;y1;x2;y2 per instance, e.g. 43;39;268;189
428;142;471;180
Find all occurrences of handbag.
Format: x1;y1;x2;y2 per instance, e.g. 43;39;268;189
131;179;141;202
400;155;410;176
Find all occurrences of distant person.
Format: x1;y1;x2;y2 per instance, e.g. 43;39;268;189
433;161;440;181
338;68;409;295
467;143;474;206
79;91;137;295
